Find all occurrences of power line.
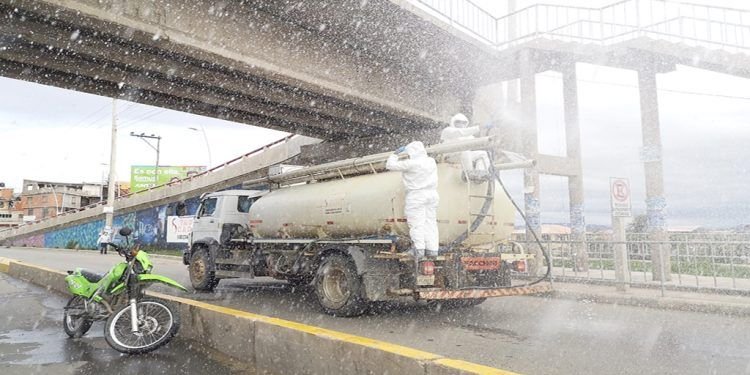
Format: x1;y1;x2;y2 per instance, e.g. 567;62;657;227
119;108;168;129
66;102;110;129
85;101;140;130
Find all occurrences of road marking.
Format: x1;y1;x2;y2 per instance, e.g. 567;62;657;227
150;291;441;361
435;358;521;375
0;257;10;273
1;257;522;374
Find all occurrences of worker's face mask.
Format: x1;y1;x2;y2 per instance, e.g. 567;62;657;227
454;120;469;128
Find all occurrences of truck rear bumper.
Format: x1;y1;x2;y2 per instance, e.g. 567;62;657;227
416;283;552;300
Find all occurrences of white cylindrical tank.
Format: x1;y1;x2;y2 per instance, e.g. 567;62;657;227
248;163;515;247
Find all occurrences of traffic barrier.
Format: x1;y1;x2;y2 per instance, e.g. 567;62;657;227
0;258;518;375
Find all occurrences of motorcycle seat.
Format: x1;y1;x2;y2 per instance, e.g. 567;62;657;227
80;269;104;283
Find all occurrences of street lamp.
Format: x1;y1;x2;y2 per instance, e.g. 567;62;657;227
188;126;212;168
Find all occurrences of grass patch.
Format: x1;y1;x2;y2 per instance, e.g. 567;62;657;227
140;248;183;257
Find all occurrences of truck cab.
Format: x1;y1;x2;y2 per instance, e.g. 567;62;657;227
184;190;266;265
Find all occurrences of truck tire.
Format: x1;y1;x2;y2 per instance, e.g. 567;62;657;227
189;248;219;291
287;276;312;289
314;253;367;317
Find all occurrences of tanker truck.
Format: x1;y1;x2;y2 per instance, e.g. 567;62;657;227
185;137;552;316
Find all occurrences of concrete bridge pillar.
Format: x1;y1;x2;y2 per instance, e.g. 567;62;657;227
637;70;671;282
563;64;589;272
519;50;543;275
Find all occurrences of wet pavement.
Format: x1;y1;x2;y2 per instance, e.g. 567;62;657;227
0;272;248;375
3;247;750;374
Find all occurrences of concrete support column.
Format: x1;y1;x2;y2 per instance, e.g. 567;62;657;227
562;64;589;272
519;50;543;275
637;70;671;282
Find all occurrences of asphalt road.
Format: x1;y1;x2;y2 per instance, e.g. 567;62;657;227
2;247;750;375
0;271;248;375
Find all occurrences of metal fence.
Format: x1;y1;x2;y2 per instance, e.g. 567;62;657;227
413;0;750;54
528;233;750;292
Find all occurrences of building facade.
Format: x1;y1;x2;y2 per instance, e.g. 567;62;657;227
17;180;103;220
0;185;23;228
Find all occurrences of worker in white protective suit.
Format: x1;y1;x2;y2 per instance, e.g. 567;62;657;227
440;113;492;180
385;141;440;258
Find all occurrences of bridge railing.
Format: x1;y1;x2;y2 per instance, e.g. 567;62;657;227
524;233;750;293
412;0;750;54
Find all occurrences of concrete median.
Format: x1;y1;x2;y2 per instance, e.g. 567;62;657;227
0;257;517;375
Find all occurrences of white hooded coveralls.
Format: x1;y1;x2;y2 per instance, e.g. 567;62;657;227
385;141;440;254
440;120;491;174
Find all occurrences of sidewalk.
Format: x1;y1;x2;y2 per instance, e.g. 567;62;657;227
549;281;750;317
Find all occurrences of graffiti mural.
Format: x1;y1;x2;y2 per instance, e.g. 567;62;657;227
45;219;104;249
135;205;167;246
11;192;210;250
13;233;44;247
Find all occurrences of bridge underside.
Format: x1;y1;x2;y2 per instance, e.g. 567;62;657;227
0;0;507;142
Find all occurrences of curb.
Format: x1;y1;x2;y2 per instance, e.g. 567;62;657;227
0;257;519;375
549;287;750;317
3;246;183;261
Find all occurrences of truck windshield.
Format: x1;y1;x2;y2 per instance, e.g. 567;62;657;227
198;197;217;217
237;196;253;213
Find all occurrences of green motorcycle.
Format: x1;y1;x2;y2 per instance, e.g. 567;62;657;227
63;227;187;354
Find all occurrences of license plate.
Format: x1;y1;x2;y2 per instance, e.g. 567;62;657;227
461;257;501;271
416;275;435;286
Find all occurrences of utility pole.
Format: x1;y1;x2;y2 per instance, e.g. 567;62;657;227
105;98;118;229
130;132;162;188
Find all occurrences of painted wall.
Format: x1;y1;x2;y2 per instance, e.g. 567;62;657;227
12;197;201;250
12;233;44;247
10;187;238;250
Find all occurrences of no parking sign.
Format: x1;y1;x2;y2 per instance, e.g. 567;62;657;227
610;177;632;217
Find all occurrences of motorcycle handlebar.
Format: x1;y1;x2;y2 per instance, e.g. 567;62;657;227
104;242;130;257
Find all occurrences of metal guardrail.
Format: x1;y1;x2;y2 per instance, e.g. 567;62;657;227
413;0;750;54
529;234;750;292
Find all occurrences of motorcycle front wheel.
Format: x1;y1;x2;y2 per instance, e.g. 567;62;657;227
104;297;180;354
63;296;92;338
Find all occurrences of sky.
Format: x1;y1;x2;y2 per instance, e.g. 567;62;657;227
1;0;749;228
0;81;287;189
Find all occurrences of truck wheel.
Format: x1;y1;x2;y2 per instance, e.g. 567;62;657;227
314;253;367;317
190;248;219;291
287;276;312;289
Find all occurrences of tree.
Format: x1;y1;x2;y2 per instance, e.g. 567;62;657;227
627;214;647;234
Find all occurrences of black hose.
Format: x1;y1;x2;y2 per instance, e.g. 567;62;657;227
487;149;552;287
451;148;552;290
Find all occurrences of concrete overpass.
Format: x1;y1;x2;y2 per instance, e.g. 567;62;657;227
0;0;507;145
1;0;749;283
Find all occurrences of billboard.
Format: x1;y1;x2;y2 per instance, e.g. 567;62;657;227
130;165;206;193
166;216;194;243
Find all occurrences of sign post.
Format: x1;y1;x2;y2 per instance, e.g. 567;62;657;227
610;177;631;291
